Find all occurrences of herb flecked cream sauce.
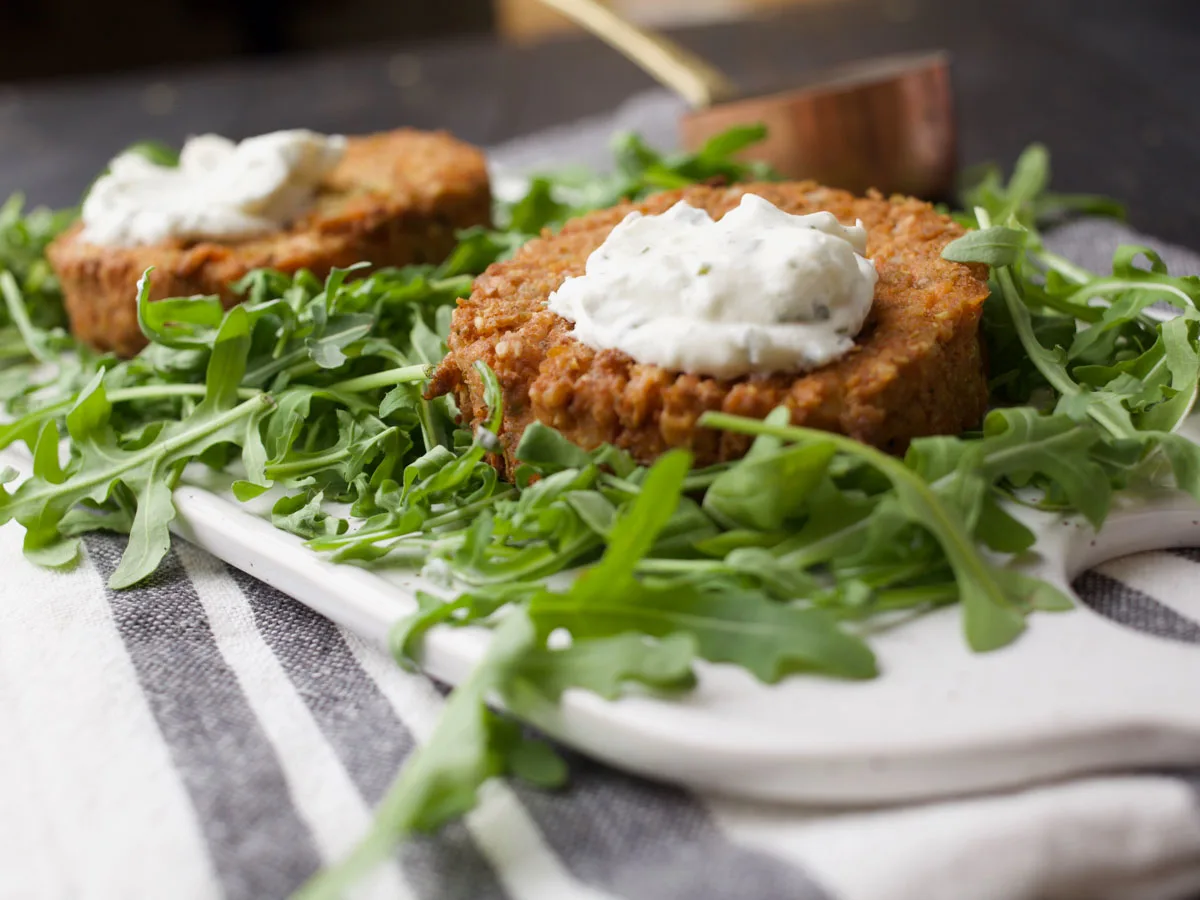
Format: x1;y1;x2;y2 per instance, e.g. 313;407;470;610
548;193;879;378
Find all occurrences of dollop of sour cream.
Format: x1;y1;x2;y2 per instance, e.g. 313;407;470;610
80;129;347;247
547;193;879;378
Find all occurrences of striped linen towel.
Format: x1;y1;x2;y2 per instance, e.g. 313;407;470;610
2;91;1200;900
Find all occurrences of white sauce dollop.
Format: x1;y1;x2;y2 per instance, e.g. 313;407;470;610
547;193;879;379
80;129;347;247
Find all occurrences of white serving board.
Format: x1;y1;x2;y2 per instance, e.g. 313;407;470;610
164;422;1200;807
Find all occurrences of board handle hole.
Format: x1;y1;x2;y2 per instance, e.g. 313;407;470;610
1070;549;1200;646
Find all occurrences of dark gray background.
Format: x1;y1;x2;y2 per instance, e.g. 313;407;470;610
1;0;1197;246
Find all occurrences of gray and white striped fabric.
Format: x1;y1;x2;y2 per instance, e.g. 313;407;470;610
3;92;1200;900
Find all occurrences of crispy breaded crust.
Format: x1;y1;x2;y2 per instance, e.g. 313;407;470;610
48;129;491;357
430;182;990;475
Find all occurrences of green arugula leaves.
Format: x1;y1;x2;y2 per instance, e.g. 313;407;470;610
488;125;781;255
0;194;79;410
0;259;467;586
4;127;1200;899
944;155;1200;506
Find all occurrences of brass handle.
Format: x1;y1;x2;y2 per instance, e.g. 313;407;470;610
537;0;739;108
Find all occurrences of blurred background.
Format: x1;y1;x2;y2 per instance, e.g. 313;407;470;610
0;0;1197;244
0;0;815;81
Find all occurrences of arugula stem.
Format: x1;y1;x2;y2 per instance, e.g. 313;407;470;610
292;699;465;898
312;489;519;554
0;384;264;451
598;474;643;495
781;518;871;568
838;559;947;589
454;531;603;586
873;584;959;608
979;211;1082;402
328;364;432;393
13;394;272;507
681;465;734;491
978;209;1136;441
108;384;262;403
424;489;518;529
327;538;434;563
635;558;730;576
0;271;51;363
265;428;397;479
0;399;69;446
380;541;436;560
266;450;347;479
996;269;1134;441
995;266;1081;399
835;583;959;618
243;346;309;386
1032;252;1184;332
1036;250;1093;285
311;522;418;551
414;395;449;454
1056;278;1199;313
280;361;321;382
1023;280;1104;322
786;420;1098;569
295;610;536;900
325;533;439;557
699;415;896;485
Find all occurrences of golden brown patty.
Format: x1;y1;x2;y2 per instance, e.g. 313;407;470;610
48;129;492;357
429;182;990;475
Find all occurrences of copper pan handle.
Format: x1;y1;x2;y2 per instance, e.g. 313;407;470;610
536;0;739;108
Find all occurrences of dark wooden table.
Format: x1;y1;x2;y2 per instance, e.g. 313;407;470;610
1;0;1197;246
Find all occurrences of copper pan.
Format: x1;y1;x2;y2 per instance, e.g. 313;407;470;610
538;0;957;200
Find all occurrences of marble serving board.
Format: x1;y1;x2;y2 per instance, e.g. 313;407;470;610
161;416;1200;807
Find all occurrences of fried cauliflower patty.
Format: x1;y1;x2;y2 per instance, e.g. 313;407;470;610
429;182;991;475
48;129;491;357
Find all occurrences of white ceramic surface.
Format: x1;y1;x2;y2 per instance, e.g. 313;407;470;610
166;446;1200;806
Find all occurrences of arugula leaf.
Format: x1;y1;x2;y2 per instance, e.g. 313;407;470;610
1135;316;1199;433
974;496;1037;554
941;225;1025;267
0;195;75;324
298;608;542;900
122;140;180;168
558;449;692;602
702;411;1037;651
531;577;877;681
694;123;769;161
703;434;834;531
514;632;698;702
270;491;347;539
514;421;595;471
0;195;76;377
1151;431;1200;500
310;607;697;900
958;142;1126;231
1;270;58;364
513;449;876;680
976;408;1110;528
1;308;275;586
135;270;225;349
505;178;570;234
489;123;780;241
